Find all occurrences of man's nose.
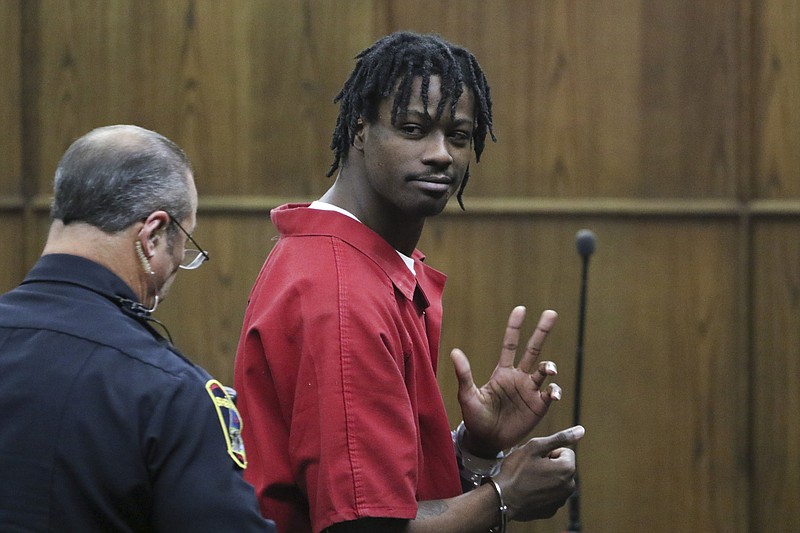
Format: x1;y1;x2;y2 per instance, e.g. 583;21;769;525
421;131;453;166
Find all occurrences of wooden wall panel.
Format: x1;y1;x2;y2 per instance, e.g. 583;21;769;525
750;2;800;531
24;0;383;199
637;1;742;198
0;0;21;197
0;0;24;294
0;217;26;293
573;220;747;532
755;1;800;198
752;220;800;532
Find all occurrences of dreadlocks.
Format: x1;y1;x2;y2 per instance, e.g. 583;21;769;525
327;31;496;209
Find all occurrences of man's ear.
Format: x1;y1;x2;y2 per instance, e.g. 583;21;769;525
138;211;170;256
352;118;366;151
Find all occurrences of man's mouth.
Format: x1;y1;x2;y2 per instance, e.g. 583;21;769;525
411;175;452;194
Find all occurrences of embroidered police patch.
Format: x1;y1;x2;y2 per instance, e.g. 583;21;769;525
205;379;247;469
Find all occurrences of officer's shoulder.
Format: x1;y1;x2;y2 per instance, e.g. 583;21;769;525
87;313;206;381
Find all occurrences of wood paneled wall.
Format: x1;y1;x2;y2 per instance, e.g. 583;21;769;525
1;1;798;531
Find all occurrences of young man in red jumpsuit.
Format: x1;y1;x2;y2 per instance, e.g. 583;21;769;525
235;32;585;533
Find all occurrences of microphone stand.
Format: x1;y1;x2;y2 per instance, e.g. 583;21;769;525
565;230;595;533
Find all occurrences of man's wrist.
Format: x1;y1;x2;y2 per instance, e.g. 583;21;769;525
481;476;508;533
459;422;503;460
453;421;504;491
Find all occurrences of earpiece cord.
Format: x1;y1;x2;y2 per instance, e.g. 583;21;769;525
115;296;174;345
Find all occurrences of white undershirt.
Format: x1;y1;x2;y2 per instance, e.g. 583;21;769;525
309;201;416;275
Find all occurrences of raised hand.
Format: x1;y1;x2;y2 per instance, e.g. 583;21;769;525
450;306;561;455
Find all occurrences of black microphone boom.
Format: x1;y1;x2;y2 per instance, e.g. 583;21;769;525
573;229;596;428
565;229;596;533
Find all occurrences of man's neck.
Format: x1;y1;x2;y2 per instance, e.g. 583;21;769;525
318;186;424;256
42;221;145;301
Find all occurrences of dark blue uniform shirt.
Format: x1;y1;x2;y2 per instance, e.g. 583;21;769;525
0;254;276;532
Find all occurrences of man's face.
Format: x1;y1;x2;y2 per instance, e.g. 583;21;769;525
359;75;476;219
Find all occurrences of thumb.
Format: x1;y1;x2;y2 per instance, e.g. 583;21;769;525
450;348;477;400
524;425;585;457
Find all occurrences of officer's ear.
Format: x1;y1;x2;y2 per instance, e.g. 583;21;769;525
138;211;170;256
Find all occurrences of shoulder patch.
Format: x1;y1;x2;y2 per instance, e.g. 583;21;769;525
205;379;247;469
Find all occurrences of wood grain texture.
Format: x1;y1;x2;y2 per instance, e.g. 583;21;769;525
25;0;382;198
0;216;26;292
0;0;21;197
754;1;800;198
752;220;800;532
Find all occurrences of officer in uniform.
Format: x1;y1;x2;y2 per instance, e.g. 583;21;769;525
0;125;276;532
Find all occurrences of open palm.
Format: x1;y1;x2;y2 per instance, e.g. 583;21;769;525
450;307;561;455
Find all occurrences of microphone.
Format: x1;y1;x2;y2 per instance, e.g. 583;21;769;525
565;229;596;533
576;229;597;259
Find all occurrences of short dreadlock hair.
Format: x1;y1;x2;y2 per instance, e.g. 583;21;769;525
327;31;496;209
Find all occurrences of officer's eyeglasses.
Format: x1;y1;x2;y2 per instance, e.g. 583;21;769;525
167;213;210;270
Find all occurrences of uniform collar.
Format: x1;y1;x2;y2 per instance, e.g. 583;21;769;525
22;253;139;304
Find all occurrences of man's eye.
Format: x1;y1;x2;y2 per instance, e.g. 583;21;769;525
400;124;424;135
450;130;472;143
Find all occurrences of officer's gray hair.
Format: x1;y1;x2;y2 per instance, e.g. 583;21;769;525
50;125;193;234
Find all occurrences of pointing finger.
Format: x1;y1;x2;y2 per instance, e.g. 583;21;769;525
524;425;585;457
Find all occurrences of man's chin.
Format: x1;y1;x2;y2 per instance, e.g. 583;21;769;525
157;275;179;302
420;196;452;217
